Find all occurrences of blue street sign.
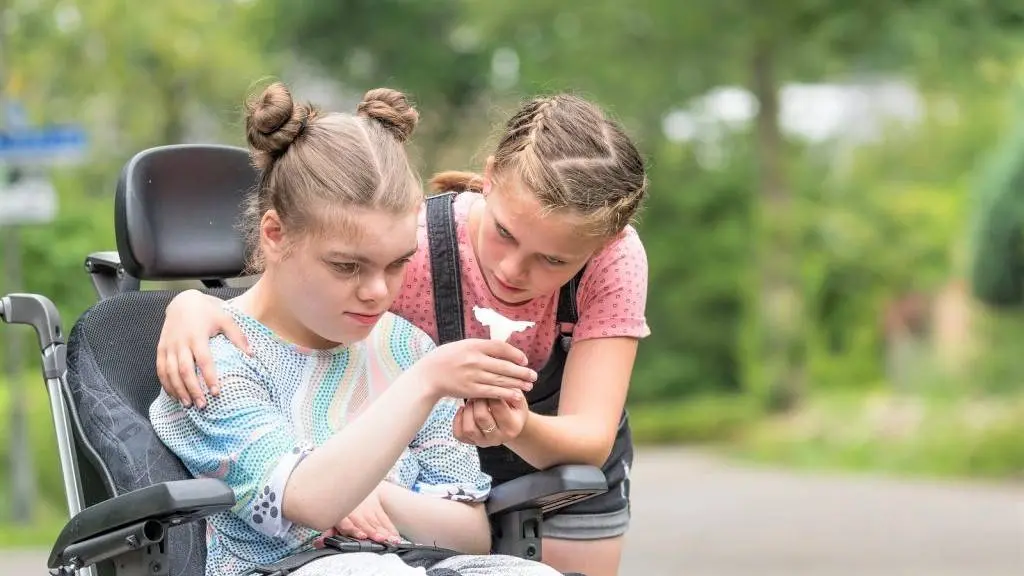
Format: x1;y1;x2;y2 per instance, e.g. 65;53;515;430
0;125;88;164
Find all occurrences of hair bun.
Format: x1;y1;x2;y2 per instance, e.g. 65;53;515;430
357;88;419;143
245;81;315;170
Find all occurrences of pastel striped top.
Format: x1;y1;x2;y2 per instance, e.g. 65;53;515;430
149;303;491;576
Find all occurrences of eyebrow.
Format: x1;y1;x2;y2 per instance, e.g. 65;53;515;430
326;246;418;264
494;217;573;262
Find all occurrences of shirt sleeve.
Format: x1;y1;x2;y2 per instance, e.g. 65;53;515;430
149;336;313;539
573;226;652;342
383;319;491;502
407;397;492;502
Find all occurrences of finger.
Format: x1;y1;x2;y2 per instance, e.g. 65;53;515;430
476;340;530;366
177;345;206;409
477;356;537;386
461;402;484;445
467;384;522;404
163;349;191;407
373;509;401;543
472;398;498;435
452;405;468;442
489;395;523;432
348;515;376;541
156;347;171;396
336;517;367;540
221;315;252;356
192;339;221;397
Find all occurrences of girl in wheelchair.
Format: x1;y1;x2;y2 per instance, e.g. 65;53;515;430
149;81;561;576
158;86;650;576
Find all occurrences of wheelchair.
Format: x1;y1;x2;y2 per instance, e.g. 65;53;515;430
0;144;609;576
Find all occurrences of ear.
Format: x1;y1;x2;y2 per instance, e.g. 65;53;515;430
259;210;288;262
483;156;495;195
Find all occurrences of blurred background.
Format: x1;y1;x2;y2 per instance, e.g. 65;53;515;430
0;1;1022;574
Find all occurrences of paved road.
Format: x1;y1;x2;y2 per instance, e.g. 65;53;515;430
621;448;1023;575
4;447;1021;575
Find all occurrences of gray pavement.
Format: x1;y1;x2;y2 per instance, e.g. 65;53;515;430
3;447;1022;575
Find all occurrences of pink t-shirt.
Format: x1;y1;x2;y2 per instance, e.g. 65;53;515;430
390;192;651;370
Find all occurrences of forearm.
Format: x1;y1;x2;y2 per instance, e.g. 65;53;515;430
505;413;611;470
379;482;491;554
283;378;438;531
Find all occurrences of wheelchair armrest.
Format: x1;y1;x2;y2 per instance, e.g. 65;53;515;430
486;465;608;561
486;464;608;517
47;478;234;573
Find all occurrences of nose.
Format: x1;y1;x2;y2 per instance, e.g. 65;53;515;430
499;253;529;285
357;271;389;303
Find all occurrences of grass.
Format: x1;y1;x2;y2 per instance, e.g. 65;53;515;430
628;389;1024;481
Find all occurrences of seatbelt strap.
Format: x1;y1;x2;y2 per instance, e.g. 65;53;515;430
248;548;344;576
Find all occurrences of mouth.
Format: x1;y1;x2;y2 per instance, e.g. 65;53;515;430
492;272;527;294
344;311;384;326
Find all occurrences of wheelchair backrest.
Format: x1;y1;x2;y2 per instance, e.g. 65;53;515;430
61;144;257;575
65;287;243;576
115;144;256;281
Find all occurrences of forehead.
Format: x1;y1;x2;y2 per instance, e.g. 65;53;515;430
310;205;418;260
489;182;601;257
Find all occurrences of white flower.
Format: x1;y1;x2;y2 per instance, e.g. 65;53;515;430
472;306;535;342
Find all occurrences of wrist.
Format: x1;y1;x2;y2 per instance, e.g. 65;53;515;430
398;365;444;402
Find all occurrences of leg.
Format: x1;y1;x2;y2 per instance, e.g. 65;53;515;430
292;552;428;575
541;537;625;576
539;505;631;576
430;554;562;576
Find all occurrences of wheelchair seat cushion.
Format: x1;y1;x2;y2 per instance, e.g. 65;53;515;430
64;287;244;576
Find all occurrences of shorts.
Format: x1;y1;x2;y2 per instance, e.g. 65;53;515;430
542;477;631;541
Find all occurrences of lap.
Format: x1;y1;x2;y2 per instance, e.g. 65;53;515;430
291;551;561;576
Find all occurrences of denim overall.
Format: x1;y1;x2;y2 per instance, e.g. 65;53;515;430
425;192;633;522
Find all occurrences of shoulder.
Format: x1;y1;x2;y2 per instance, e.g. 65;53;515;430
581;226;648;290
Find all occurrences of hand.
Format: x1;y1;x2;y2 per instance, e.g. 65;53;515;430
454;392;529;448
156;290;250;408
407;339;537;404
315;484;401;546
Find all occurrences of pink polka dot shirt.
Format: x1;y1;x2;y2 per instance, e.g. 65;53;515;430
390;192;651;370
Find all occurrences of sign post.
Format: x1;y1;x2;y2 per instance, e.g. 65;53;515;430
0;117;87;525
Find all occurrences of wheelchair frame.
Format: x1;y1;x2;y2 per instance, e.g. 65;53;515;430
0;143;611;576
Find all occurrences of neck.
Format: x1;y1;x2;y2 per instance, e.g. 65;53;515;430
236;274;340;350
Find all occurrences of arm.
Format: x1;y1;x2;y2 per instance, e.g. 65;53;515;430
379;482;491;554
381;332;493;553
505;337;638;469
152;335;442;535
157;289;252;408
506;230;650;469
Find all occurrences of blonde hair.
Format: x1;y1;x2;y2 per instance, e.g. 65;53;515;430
242;82;421;272
430;94;647;237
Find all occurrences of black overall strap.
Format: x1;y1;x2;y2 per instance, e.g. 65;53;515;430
556;267;585;334
426;192;465;344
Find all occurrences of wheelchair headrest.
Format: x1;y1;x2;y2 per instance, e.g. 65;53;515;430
115;144;258;280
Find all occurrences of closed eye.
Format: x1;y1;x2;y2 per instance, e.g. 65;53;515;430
542;255;567;266
387;257;412;271
495;222;514;241
330;262;359;276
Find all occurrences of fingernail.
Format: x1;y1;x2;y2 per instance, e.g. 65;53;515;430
357;531;367;539
529;370;538;381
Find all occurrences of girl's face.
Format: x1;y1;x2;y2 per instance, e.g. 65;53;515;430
474;174;606;305
261;205;419;348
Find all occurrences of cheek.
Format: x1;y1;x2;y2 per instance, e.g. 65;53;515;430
477;228;507;267
530;266;578;294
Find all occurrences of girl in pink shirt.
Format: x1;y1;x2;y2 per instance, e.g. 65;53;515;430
155;93;650;576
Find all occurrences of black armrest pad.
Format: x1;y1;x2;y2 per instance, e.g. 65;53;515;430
48;478;234;568
485;465;608;517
